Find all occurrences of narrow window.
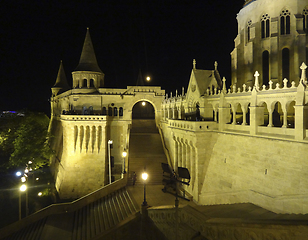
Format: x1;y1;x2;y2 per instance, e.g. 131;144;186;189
114;107;118;116
119;107;123;116
303;8;308;33
247;20;252;41
282;48;290;81
280;10;291;35
108;107;112;116
90;79;95;88
83;79;87;88
262;51;269;86
102;107;107;115
261;14;270;38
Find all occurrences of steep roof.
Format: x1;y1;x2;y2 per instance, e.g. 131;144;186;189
193;69;222;95
53;61;70;90
75;28;103;73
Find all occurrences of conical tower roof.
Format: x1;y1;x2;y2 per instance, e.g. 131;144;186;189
53;61;70;89
75;28;102;73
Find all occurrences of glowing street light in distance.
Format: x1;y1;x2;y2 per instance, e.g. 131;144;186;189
146;76;151;81
122;151;127;157
21;176;26;182
142;101;146;106
16;171;22;177
38;192;42;196
142;172;148;181
20;184;27;192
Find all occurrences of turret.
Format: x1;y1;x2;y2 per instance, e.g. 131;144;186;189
72;28;104;89
52;61;70;96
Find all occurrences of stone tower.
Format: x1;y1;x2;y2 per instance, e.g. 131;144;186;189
231;0;308;87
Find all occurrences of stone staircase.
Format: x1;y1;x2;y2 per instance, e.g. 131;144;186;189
1;187;138;240
128;119;168;185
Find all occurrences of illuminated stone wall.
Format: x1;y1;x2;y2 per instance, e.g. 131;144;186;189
49;86;165;199
231;0;308;87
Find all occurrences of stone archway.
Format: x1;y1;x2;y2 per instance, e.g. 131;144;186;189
132;100;155;119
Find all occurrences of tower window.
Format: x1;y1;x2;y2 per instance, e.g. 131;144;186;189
262;51;269;85
83;79;87;88
90;79;95;88
280;10;290;35
119;107;123;116
247;20;252;41
303;8;308;33
261;14;270;38
114;107;118;116
282;48;290;81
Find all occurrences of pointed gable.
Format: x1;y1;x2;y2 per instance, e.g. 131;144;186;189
186;60;222;98
75;28;102;73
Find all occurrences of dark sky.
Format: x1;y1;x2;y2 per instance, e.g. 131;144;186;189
0;0;244;114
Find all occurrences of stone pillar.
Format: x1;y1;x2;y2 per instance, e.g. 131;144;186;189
181;140;186;168
242;106;247;125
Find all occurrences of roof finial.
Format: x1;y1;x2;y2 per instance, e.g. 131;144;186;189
214;61;218;71
254;71;260;90
193;59;196;70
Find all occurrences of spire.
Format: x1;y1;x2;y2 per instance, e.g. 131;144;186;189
75;28;102;73
52;61;70;95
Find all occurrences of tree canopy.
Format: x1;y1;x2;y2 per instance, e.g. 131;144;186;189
0;111;53;170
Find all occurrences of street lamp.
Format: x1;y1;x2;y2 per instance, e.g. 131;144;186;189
122;149;127;174
141;168;148;207
146;76;151;81
142;101;146;106
108;140;113;184
19;184;27;220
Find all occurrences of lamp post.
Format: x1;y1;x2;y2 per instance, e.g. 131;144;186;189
19;184;27;220
108;140;113;184
141;167;148;207
122;149;127;174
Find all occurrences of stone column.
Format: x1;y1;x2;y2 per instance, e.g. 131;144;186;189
242;106;247;125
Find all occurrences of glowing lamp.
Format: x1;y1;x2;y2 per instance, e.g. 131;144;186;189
142;172;148;181
20;184;27;192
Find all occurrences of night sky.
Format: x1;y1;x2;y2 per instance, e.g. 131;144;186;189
0;0;244;115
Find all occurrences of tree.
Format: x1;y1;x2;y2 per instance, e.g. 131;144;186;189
9;112;54;169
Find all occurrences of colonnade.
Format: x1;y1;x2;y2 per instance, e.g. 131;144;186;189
173;137;197;187
73;124;106;153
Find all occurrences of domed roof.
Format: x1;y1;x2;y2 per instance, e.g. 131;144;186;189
243;0;256;7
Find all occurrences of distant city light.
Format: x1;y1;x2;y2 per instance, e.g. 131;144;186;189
38;192;42;196
21;176;26;183
16;171;22;177
36;178;39;181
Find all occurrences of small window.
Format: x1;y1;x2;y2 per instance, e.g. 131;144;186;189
247;20;252;41
280;10;290;35
102;107;107;115
303;8;308;33
90;79;95;88
83;79;87;88
119;107;123;116
261;13;270;38
114;107;118;116
108;107;112;116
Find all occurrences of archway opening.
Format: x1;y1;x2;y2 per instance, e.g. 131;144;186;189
132;101;155;119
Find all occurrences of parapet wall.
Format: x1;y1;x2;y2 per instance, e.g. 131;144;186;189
161;120;308;214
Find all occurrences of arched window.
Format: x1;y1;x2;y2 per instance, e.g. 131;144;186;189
102;107;107;115
83;79;87;88
261;13;270;38
119;107;123;116
108;107;112;116
282;48;290;81
82;106;88;115
90;79;95;88
89;106;93;115
247;20;252;41
280;10;290;35
114;107;118;116
303;8;308;33
262;51;269;86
